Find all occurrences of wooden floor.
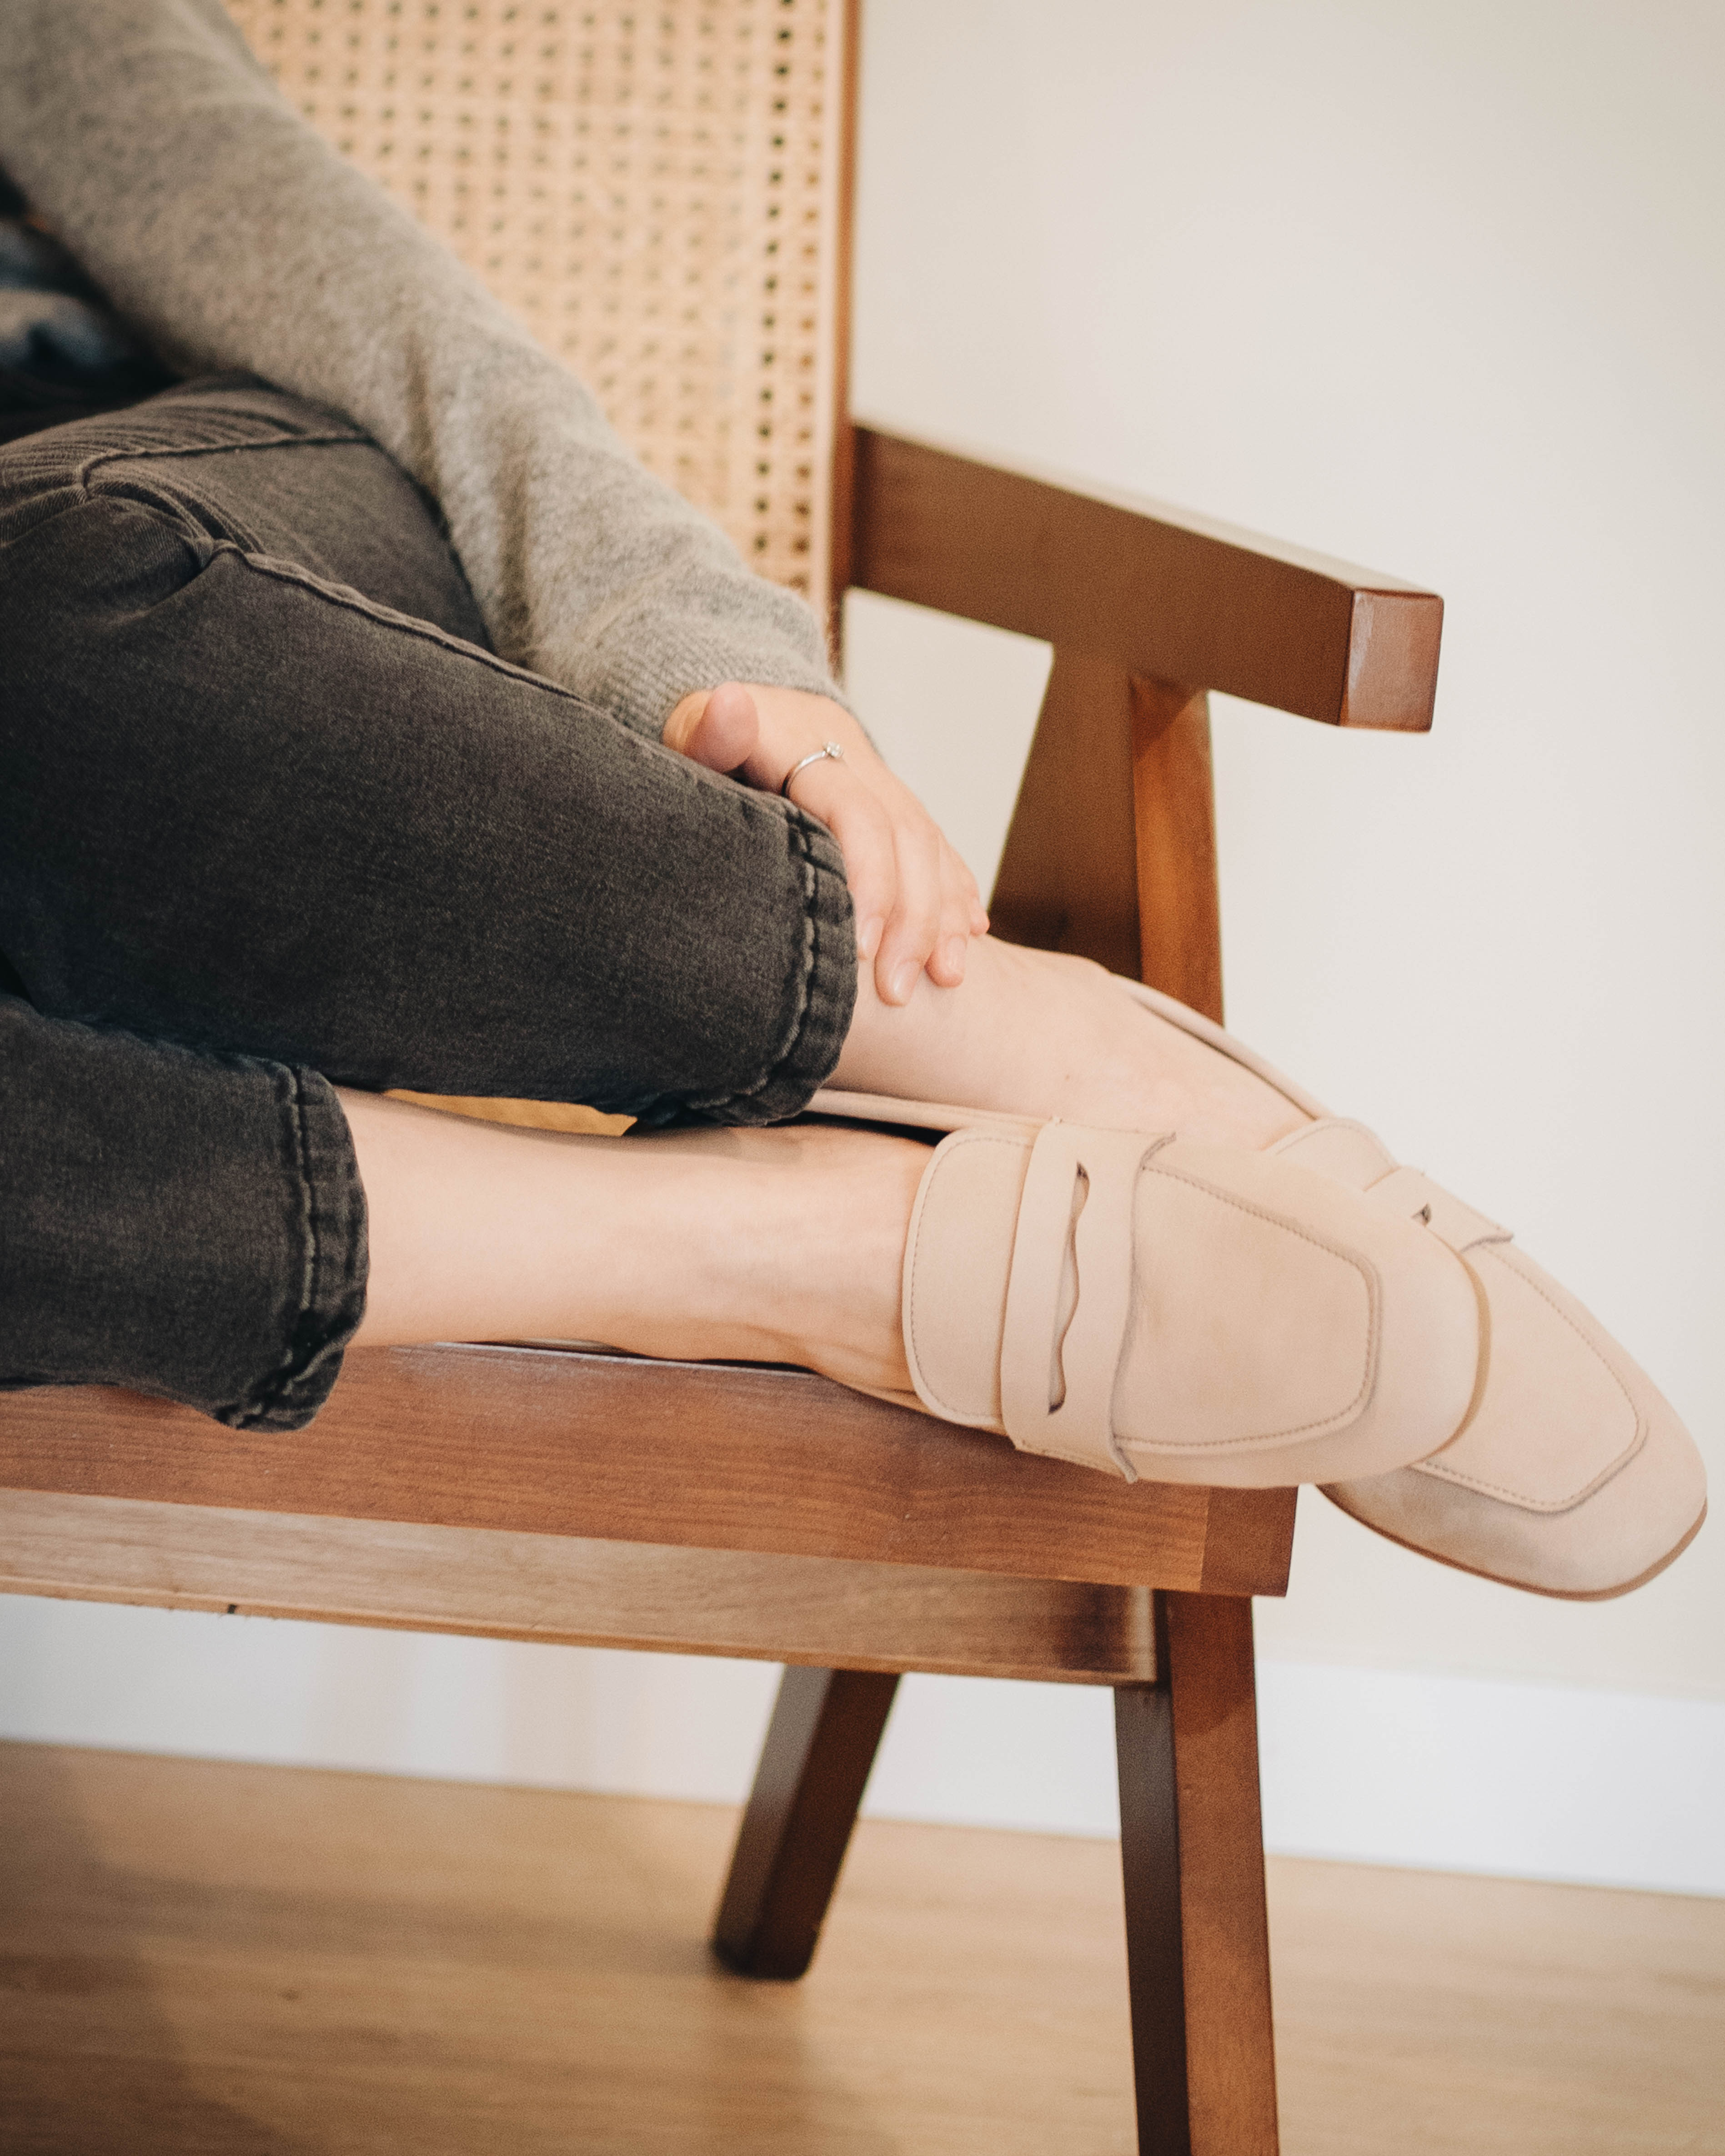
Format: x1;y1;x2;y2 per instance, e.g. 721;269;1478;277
1;1743;1720;2156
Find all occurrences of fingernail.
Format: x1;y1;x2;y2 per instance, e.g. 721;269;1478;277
857;915;883;962
888;958;920;1005
942;937;966;979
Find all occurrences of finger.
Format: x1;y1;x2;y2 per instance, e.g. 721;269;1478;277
926;843;981;987
685;682;762;773
949;851;989;937
874;817;945;1005
811;780;898;964
860;771;980;987
692;682;759;771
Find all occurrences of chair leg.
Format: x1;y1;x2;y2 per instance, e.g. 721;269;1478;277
1115;1592;1279;2156
712;1664;899;1980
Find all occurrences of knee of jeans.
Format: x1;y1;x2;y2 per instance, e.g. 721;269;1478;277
0;489;205;646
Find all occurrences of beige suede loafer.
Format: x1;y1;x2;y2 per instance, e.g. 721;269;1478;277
1118;980;1708;1595
811;1091;1481;1489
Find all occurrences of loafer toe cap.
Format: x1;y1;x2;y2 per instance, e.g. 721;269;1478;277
1325;1243;1707;1597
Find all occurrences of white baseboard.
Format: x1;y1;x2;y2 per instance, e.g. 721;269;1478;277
0;1596;1718;1895
865;1660;1725;1898
1254;1661;1725;1895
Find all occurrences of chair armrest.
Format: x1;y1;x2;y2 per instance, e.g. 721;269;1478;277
847;425;1442;731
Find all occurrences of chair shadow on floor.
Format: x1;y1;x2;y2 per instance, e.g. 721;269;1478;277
0;1739;911;2156
0;1744;316;2156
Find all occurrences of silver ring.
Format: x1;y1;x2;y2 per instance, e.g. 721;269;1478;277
781;740;845;796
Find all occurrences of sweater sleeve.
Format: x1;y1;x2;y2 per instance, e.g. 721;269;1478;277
0;0;846;737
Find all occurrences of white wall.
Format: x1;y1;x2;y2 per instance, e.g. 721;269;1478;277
845;0;1724;1703
3;0;1720;1889
5;1597;1721;1893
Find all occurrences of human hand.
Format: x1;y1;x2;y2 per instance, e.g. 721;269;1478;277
662;682;988;1003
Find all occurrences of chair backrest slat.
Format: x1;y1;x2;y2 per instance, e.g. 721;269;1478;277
223;0;849;609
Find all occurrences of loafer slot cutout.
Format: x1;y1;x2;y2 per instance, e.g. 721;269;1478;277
1048;1166;1088;1414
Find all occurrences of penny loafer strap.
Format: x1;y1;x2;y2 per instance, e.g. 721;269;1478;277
1366;1164;1512;1255
999;1122;1167;1481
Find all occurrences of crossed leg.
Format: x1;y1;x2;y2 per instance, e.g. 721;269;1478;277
346;933;1312;1390
6;378;1700;1598
1;377;1304;1406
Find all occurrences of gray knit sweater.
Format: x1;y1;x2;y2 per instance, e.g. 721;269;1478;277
0;0;844;736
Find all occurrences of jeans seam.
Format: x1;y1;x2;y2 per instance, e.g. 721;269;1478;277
227;1066;365;1431
680;812;854;1124
212;543;828;850
226;1065;322;1428
707;825;819;1111
75;429;368;488
80;436;371;559
222;543;855;1125
219;540;614;705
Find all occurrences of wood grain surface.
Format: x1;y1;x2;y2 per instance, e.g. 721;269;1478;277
5;1744;1719;2156
1115;1681;1195;2154
1111;1597;1279;2156
989;650;1147;977
713;1666;901;1978
1161;1593;1280;2156
0;1487;1158;1684
1131;683;1226;1023
985;666;1228;1027
0;1352;1296;1596
850;427;1443;730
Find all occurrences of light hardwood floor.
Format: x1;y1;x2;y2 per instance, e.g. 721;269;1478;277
1;1741;1720;2155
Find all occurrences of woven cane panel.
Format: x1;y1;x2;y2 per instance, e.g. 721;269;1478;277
221;0;846;604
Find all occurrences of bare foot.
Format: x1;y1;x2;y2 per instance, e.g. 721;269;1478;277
831;935;1308;1149
610;1120;925;1391
347;1092;924;1395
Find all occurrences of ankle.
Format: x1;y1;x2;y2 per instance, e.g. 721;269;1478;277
702;1125;923;1392
538;1121;924;1393
831;935;1309;1147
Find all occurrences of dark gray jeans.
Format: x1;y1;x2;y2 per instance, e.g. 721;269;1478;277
0;378;856;1429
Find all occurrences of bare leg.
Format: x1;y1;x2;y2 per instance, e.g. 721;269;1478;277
345;1088;922;1390
668;685;1305;1147
341;927;1301;1383
831;934;1306;1150
348;934;1306;1384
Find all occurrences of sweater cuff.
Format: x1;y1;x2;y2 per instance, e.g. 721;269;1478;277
573;600;853;741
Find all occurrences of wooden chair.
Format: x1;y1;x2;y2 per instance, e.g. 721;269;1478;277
0;5;1443;2149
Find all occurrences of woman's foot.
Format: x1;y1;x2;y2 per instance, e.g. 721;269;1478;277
1086;986;1709;1597
343;1085;1483;1491
831;934;1308;1149
831;958;1706;1588
345;1090;926;1399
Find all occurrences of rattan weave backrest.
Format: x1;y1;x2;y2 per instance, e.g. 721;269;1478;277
221;0;850;609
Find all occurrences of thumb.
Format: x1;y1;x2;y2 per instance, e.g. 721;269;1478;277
665;682;760;773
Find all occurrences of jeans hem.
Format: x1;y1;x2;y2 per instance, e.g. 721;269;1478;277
220;1068;368;1432
681;809;857;1127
